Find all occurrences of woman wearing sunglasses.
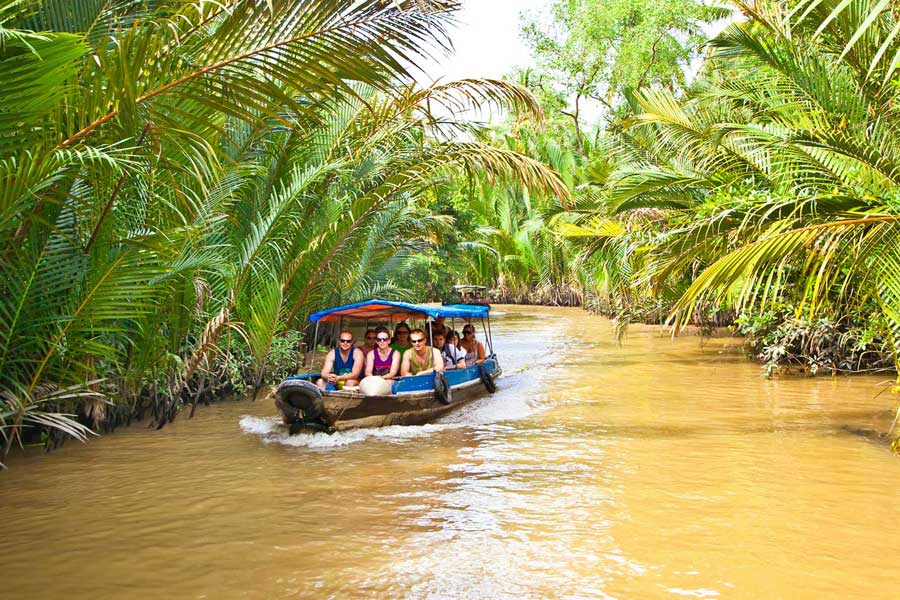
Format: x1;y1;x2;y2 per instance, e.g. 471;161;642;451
390;322;413;353
458;324;486;366
358;328;378;355
316;330;364;390
364;327;400;380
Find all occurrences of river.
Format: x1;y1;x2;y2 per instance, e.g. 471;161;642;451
2;306;899;599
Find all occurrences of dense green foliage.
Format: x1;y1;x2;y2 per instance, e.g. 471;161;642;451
527;0;900;380
0;0;568;464
604;0;900;338
522;0;729;148
735;307;893;376
7;0;900;460
402;0;729;317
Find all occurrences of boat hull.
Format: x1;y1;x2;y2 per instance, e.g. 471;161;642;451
274;360;501;432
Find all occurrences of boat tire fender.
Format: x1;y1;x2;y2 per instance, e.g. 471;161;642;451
434;372;452;405
479;363;497;393
276;379;327;423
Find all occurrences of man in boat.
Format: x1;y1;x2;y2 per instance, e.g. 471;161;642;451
432;331;465;370
400;328;444;376
317;330;364;390
427;316;448;343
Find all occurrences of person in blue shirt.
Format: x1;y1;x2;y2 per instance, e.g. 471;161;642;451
317;330;364;390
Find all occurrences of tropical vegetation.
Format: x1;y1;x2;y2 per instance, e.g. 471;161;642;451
420;0;900;437
408;0;733;312
0;0;568;466
508;0;900;386
8;0;900;462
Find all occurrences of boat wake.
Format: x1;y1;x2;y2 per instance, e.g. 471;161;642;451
239;416;457;447
241;372;548;449
240;364;551;450
439;390;541;425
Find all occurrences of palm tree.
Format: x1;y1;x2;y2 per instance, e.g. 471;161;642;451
0;1;570;463
438;113;585;305
191;80;567;397
567;0;900;363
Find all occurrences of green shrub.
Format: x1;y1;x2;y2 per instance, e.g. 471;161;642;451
734;306;894;376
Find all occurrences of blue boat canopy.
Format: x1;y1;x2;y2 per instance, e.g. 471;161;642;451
309;299;490;323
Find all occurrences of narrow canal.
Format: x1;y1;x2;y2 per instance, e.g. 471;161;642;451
3;306;899;598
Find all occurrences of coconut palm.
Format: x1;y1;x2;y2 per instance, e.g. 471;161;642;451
0;0;570;463
552;0;900;377
625;1;900;339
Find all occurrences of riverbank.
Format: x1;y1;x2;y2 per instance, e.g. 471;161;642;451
575;294;897;377
486;283;583;307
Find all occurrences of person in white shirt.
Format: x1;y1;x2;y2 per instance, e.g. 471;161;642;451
433;331;465;370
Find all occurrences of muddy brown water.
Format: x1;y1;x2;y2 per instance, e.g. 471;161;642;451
2;306;900;599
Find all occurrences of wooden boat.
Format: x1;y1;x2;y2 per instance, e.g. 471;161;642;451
447;284;489;306
274;299;501;433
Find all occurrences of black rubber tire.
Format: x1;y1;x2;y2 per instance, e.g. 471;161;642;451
479;363;497;393
434;372;452;405
276;379;326;422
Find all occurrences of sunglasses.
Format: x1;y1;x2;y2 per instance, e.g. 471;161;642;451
463;330;474;335
411;338;426;344
396;330;409;335
339;338;353;344
376;336;390;342
366;336;376;340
